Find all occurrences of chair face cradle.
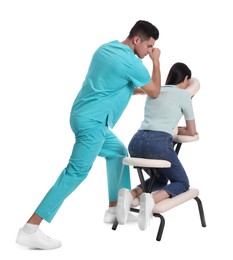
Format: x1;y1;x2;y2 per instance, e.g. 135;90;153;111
112;78;206;241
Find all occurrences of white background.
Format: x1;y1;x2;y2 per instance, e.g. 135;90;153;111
1;0;232;259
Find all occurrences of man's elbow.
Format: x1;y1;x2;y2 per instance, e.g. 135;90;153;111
141;82;161;99
148;90;160;99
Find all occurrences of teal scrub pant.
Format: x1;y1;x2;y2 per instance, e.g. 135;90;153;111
35;116;131;222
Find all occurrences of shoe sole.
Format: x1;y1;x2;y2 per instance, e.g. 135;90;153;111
138;193;154;231
116;189;132;224
16;237;61;250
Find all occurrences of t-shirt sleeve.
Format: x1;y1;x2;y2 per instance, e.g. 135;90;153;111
127;59;151;88
181;91;195;120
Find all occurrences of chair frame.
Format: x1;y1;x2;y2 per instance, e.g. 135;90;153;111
112;141;206;241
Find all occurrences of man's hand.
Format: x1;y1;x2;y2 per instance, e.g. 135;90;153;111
149;48;161;63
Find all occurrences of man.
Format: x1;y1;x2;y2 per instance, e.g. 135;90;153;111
16;20;161;249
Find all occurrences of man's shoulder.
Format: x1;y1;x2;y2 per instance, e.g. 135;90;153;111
99;40;119;48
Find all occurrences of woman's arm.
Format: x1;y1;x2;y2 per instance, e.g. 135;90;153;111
178;119;198;136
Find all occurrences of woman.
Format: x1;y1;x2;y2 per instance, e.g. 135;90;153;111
116;62;198;231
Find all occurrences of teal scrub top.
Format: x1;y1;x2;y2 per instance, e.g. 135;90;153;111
71;40;151;128
139;85;195;135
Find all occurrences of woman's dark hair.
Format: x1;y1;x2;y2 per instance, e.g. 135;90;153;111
165;62;192;85
128;20;159;41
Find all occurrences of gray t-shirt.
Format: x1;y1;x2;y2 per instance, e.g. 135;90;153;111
139;85;194;135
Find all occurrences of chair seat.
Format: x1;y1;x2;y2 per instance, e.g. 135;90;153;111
123;157;171;168
131;188;199;213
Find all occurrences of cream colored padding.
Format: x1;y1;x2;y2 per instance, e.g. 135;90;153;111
131;188;199;213
153;188;199;213
186;77;200;97
173;134;199;143
123;157;171;168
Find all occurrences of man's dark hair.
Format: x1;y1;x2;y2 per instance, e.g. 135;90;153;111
128;20;159;41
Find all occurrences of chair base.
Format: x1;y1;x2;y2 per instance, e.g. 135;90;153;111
112;188;206;241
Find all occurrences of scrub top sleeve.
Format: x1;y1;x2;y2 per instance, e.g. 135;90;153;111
127;60;151;88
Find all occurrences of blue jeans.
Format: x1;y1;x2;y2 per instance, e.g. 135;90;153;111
35;116;131;222
128;130;189;197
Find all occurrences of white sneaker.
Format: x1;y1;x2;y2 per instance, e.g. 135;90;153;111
104;210;116;224
138;193;154;231
16;227;61;250
127;212;137;222
116;188;133;224
104;210;137;224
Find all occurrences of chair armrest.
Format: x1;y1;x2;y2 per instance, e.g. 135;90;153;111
173;134;199;143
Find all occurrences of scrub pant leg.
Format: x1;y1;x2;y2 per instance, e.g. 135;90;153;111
98;127;131;202
35;117;130;223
